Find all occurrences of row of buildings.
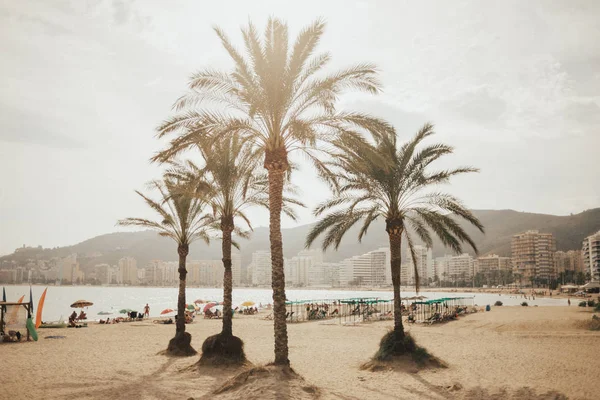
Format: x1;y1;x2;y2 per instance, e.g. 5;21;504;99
2;230;599;287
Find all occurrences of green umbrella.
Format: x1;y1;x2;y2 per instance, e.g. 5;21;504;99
98;311;112;315
119;309;133;314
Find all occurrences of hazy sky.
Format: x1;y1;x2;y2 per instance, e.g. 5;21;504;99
1;0;599;256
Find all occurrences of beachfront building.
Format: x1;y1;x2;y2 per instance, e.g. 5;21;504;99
433;255;451;283
144;260;164;286
475;254;511;284
118;257;138;285
251;250;271;286
231;252;242;285
554;250;584;274
400;245;432;286
58;254;83;284
94;263;111;285
582;230;600;281
511;230;556;284
447;254;474;283
340;248;386;287
308;262;342;287
287;249;323;286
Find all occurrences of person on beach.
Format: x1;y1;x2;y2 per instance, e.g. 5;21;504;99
144;304;150;318
568;298;571;306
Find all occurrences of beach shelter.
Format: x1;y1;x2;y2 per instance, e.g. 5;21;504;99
71;300;93;308
160;308;174;315
97;311;111;315
119;308;133;314
241;301;255;307
203;302;217;313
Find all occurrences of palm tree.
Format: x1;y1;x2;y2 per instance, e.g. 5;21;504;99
167;136;302;364
152;18;386;365
118;178;209;356
306;123;484;358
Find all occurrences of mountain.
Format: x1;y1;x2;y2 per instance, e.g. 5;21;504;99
2;209;599;271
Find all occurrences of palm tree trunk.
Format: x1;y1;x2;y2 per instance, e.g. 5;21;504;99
388;233;405;340
265;149;289;366
176;243;189;336
221;217;234;337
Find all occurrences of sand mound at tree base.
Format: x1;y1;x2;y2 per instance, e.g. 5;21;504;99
210;365;320;400
198;333;247;366
361;330;447;372
165;332;197;357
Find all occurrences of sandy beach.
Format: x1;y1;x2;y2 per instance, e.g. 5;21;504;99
1;306;598;400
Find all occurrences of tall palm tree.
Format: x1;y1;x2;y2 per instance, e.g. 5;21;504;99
152;18;387;365
306;123;484;357
167;136;302;364
118;178;209;356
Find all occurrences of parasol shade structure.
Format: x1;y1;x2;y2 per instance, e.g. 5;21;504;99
194;299;209;304
203;302;217;313
241;301;255;307
119;308;133;314
97;311;112;315
160;308;174;315
71;300;93;308
185;304;197;311
209;305;224;313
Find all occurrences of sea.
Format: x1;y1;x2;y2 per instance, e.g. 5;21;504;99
2;285;568;322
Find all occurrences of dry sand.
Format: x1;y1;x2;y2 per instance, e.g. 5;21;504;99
1;306;598;400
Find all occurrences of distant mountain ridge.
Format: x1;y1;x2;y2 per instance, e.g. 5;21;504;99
2;209;599;273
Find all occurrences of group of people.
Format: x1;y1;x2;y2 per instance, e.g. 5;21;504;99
68;310;87;327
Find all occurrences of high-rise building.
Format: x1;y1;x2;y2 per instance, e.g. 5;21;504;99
58;254;83;284
251;251;271;286
554;250;584;275
434;255;452;282
308;262;342;287
401;245;432;285
447;254;474;282
118;257;138;285
94;263;111;285
286;249;323;286
340;249;386;287
582;230;600;281
511;230;556;282
475;254;511;282
232;252;242;285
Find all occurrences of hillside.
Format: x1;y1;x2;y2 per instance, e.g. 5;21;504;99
2;209;599;272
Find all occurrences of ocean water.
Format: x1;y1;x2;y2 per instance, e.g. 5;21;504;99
2;285;568;322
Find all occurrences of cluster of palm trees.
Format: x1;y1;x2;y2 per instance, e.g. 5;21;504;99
120;18;483;364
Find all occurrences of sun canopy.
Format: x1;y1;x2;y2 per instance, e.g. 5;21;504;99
70;300;93;308
581;281;600;289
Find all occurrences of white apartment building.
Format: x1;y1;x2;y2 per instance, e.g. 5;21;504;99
447;253;475;282
340;249;386;287
401;245;432;285
118;257;138;285
251;250;272;286
583;230;600;281
308;262;342;287
94;263;111;285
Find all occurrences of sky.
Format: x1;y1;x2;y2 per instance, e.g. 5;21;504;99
1;0;599;256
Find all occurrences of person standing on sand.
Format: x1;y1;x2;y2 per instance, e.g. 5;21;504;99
144;303;150;318
568;298;571;306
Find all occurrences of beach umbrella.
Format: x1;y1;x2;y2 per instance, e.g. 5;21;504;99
185;304;196;311
209;305;224;313
119;308;133;314
194;299;208;304
71;300;94;308
160;308;174;315
203;302;217;313
241;301;255;307
97;311;112;315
